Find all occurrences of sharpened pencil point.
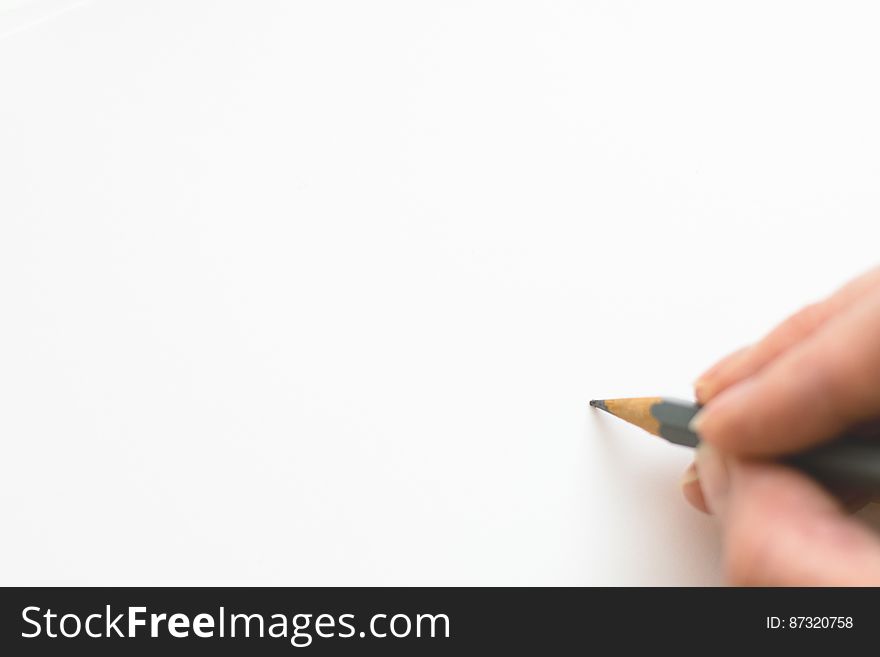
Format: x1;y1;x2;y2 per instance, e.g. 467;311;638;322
587;397;664;437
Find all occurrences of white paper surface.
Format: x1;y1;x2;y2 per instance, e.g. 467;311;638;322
1;1;878;585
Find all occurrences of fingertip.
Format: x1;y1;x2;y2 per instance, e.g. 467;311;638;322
692;379;761;454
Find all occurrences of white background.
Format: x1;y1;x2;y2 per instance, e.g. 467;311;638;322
1;0;878;585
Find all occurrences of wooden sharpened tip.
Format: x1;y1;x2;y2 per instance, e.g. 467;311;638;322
589;397;664;437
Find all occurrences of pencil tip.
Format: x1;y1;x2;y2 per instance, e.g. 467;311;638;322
589;399;608;411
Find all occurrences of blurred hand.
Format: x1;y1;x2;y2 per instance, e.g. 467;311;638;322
681;266;880;585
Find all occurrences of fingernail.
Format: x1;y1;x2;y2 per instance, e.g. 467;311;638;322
688;409;705;434
680;463;699;487
695;443;730;515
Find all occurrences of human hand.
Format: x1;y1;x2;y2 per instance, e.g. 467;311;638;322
680;267;880;585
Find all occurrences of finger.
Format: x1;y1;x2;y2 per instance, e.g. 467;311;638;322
696;445;880;586
680;462;709;513
695;303;831;404
693;289;880;456
695;267;880;405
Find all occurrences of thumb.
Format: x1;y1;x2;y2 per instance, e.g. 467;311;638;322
696;444;880;586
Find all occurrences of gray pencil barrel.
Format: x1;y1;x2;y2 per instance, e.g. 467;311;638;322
785;442;880;492
655;400;880;490
593;397;880;493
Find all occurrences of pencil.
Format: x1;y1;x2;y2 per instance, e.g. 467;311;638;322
590;397;880;491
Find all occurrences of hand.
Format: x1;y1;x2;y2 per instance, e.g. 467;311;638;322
681;266;880;585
